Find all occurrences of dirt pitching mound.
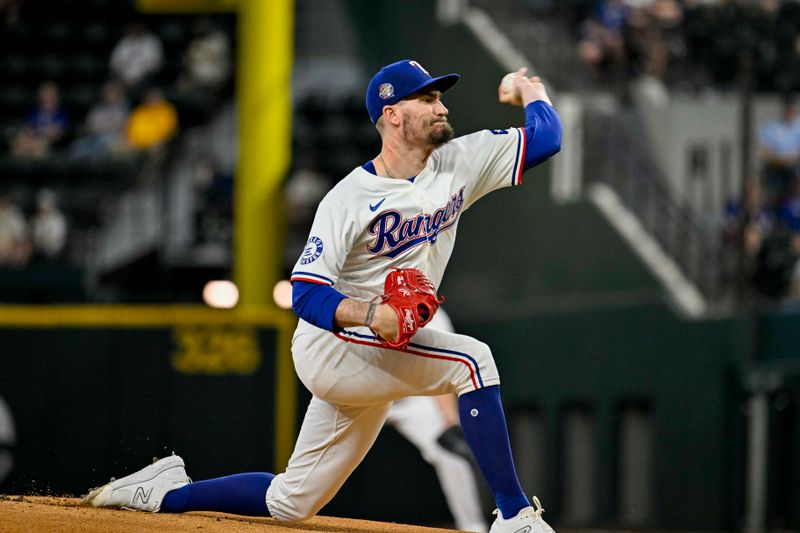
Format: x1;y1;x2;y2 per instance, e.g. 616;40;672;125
0;496;466;533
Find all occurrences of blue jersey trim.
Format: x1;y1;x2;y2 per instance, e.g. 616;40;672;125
362;160;416;182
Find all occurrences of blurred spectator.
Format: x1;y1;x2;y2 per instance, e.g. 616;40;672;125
0;194;30;267
282;158;331;272
775;177;800;234
577;0;629;82
725;178;773;259
69;80;130;160
751;179;800;301
0;0;23;28
775;33;800;94
179;18;232;95
30;188;67;262
722;178;773;289
568;0;800;93
787;236;800;302
125;86;179;150
10;81;69;159
192;158;233;247
625;0;683;80
110;22;164;91
285;159;330;227
758;95;800;205
752;228;800;301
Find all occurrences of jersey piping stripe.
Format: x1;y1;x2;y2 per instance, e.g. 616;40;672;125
511;128;526;186
290;277;330;285
517;127;528;185
341;329;485;381
335;329;483;390
290;272;334;285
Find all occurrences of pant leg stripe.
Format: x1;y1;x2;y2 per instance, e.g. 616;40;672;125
338;330;484;385
406;341;485;388
335;330;481;390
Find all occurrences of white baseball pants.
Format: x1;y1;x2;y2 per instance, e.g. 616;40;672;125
266;322;499;522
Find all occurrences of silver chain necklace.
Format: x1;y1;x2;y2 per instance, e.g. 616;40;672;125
378;153;396;179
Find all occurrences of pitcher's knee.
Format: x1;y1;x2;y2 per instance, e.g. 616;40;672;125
265;476;325;522
266;496;321;522
453;339;499;394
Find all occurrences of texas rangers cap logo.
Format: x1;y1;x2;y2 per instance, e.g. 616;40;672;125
378;83;394;100
300;236;324;265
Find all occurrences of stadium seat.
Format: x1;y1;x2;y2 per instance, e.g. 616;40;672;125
81;22;111;47
43;22;71;47
0;85;32;119
63;84;99;119
2;54;29;81
33;54;69;81
68;54;107;83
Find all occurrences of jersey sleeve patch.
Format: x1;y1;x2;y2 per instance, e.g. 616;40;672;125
300;236;324;265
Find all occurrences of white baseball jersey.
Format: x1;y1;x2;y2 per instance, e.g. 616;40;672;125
290;127;527;300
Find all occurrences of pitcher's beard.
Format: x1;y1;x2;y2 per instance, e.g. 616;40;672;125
404;116;455;147
428;121;454;146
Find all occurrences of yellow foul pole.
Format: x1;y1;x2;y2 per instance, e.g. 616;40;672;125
236;0;292;305
236;0;295;469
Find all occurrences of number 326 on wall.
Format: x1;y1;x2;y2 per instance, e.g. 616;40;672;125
171;326;261;375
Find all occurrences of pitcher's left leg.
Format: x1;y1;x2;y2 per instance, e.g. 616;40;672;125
266;396;391;521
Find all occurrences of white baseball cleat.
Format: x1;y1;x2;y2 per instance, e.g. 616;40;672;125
82;454;190;512
489;497;556;533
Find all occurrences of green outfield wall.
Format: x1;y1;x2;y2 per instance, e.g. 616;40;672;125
0;304;798;529
0;306;297;497
461;303;753;530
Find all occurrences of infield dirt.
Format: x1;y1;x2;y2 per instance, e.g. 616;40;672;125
0;496;466;533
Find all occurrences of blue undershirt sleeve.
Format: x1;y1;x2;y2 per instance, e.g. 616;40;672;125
291;280;347;331
521;100;562;171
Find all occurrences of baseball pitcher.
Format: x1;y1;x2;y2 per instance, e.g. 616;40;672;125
84;59;562;533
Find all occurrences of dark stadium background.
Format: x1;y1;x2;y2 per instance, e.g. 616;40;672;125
0;0;798;530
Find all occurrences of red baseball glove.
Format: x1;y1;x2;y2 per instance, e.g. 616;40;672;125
376;268;445;350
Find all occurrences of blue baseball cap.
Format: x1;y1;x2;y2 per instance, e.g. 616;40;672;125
366;60;460;124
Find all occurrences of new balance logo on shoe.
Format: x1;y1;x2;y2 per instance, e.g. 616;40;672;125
133;486;153;505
